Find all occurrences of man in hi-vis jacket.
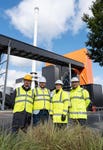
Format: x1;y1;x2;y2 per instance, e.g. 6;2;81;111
12;74;34;133
69;77;91;126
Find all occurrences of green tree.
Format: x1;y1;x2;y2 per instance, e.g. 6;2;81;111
82;0;103;66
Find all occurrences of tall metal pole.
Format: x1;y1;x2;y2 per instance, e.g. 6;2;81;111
69;63;71;87
31;6;39;89
1;40;11;110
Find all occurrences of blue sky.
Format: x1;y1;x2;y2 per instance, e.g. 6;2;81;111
0;0;103;87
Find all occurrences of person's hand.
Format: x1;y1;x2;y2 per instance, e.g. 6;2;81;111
61;114;66;121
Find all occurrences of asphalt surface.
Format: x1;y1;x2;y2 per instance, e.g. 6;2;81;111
0;111;103;132
87;111;103;132
0;111;13;131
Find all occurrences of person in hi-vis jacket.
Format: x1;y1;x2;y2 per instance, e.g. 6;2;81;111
50;80;71;128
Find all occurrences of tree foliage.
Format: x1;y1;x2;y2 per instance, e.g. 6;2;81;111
82;0;103;66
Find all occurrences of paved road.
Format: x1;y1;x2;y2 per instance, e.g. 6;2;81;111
0;111;103;131
87;111;103;132
0;111;13;131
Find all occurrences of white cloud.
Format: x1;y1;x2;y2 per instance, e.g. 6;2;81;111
70;0;95;34
10;55;32;67
9;55;43;70
5;0;75;75
0;55;43;88
94;76;103;85
5;0;96;68
0;69;27;88
94;76;103;91
5;0;74;47
0;69;42;89
6;0;96;45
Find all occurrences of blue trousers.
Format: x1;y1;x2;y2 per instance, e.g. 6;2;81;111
33;109;49;126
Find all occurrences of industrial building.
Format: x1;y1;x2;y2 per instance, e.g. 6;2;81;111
0;34;103;110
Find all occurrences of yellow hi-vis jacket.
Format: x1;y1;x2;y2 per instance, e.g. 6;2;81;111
33;87;51;111
69;86;90;119
50;88;71;123
13;87;34;113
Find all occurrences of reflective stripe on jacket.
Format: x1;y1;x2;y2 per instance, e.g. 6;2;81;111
13;87;34;113
33;87;50;111
51;88;71;123
69;86;90;119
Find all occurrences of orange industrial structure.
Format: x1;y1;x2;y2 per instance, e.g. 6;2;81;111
64;48;93;85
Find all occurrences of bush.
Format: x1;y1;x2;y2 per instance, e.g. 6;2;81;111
0;123;103;150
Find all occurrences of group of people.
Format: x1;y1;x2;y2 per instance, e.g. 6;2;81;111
11;74;91;133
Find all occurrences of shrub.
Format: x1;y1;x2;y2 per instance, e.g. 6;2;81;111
0;123;103;150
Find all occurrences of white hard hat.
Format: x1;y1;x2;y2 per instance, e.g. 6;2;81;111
39;76;46;83
55;80;63;85
71;77;79;82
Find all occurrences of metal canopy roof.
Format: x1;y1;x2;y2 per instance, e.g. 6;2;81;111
0;34;84;69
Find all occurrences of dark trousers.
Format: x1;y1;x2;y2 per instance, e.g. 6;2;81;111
69;119;87;126
12;110;31;133
54;123;67;129
33;109;49;126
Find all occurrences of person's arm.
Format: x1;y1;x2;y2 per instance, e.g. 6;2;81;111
63;91;71;115
49;90;55;115
83;89;91;108
61;91;71;121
